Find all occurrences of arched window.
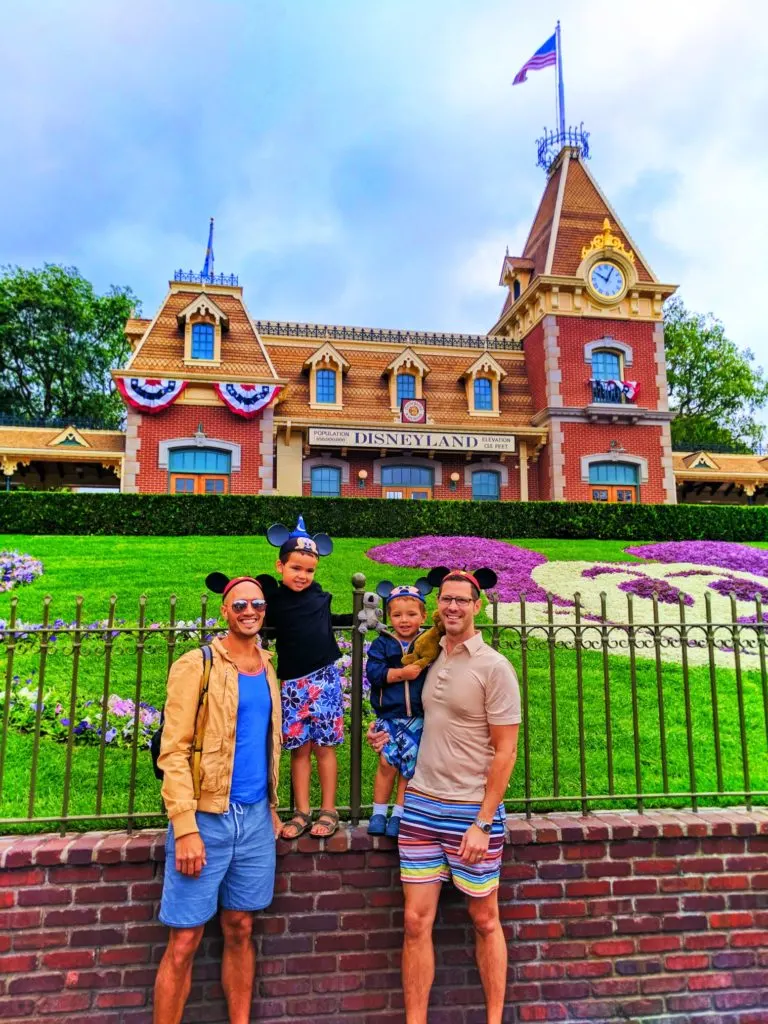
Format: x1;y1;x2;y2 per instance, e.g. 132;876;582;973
591;349;622;381
381;465;434;487
191;323;215;360
474;378;493;411
472;470;500;501
315;369;337;404
310;466;342;497
396;373;416;404
168;448;231;474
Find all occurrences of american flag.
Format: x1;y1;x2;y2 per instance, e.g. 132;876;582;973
513;32;557;85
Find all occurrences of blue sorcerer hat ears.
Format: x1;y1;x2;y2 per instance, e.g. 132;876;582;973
266;515;334;557
375;578;433;604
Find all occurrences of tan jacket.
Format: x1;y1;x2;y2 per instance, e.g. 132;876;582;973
159;636;282;839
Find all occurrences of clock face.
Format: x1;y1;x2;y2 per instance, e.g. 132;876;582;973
590;261;625;298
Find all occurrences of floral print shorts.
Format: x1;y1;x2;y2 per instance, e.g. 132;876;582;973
281;664;345;750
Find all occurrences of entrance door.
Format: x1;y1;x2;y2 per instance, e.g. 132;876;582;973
170;473;229;495
591;485;637;503
384;487;432;500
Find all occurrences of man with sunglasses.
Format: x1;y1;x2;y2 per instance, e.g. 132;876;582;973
370;568;520;1024
153;576;282;1024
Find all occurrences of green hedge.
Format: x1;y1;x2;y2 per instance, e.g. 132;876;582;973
1;492;767;540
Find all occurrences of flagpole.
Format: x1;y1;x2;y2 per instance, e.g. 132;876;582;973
556;20;565;138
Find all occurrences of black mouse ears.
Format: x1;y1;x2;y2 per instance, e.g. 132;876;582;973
205;572;279;597
267;515;333;557
375;577;433;602
426;566;498;591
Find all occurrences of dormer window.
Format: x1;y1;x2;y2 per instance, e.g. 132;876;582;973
463;352;506;417
191;323;215;360
385;348;430;412
474;378;493;411
316;368;337;404
178;293;229;365
396;373;417;404
303;342;349;410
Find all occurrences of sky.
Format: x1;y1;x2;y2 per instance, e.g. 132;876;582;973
2;0;768;369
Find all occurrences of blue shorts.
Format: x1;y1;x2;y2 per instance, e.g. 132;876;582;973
375;716;424;780
159;798;276;928
281;664;344;750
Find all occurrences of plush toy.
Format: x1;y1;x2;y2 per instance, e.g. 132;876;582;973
400;566;499;670
357;592;385;635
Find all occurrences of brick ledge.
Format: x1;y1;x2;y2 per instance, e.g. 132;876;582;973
1;807;766;868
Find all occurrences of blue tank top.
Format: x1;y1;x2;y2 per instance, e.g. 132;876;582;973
230;670;271;804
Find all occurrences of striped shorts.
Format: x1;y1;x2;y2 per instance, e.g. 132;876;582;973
398;790;506;898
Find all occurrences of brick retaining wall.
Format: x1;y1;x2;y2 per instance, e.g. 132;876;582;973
0;810;767;1022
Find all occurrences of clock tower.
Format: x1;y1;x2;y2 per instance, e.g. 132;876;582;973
491;137;678;505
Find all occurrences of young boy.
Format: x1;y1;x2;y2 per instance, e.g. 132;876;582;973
262;517;352;840
365;580;431;838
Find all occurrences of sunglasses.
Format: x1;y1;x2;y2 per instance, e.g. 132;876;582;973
230;599;267;613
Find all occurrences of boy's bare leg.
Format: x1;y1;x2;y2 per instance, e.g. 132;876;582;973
394;772;408;806
153;925;204;1024
290;742;312;813
313;744;338;814
373;757;398;804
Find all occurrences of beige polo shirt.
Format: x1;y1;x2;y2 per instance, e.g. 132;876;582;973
409;630;521;803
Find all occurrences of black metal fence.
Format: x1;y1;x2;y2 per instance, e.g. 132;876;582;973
1;576;767;834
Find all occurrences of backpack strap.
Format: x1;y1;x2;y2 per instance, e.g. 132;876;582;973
191;645;213;801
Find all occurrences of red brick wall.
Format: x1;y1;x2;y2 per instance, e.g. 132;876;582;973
560;422;667;504
302;455;523;502
0;809;767;1023
136;406;264;494
557;318;660;411
523;323;549;413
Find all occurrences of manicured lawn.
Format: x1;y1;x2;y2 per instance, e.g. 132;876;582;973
1;534;766;832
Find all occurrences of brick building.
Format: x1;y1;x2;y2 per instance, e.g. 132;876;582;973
12;144;760;504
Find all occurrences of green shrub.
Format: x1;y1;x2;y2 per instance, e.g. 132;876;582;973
2;492;767;540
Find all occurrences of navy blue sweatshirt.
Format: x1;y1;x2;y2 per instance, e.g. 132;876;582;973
366;631;428;719
264;582;353;681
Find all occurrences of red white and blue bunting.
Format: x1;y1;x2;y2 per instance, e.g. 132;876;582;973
213;383;282;419
591;379;640;402
116;377;187;413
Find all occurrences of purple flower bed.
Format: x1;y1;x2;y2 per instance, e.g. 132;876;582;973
708;578;768;602
0;551;43;594
367;536;566;604
627;541;768;579
618;577;694;606
581;565;642;579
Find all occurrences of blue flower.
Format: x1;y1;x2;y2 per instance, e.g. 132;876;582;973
105;728;117;744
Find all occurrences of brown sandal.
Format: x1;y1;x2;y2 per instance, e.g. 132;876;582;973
310;809;340;838
280;810;312;840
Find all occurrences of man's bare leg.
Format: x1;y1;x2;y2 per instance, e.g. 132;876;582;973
467;889;507;1024
153;924;205;1024
220;909;256;1024
402;881;441;1024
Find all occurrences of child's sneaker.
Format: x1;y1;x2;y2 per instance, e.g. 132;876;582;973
368;813;388;835
385;814;401;838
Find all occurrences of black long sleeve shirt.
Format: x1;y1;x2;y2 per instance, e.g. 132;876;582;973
263;582;354;681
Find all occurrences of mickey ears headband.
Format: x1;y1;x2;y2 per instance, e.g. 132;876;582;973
426;566;498;592
206;572;279;598
375;577;433;603
266;515;333;557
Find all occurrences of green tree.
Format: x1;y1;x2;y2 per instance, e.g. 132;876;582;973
663;297;768;452
0;264;139;428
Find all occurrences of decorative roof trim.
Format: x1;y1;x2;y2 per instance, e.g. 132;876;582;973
177;293;229;328
48;426;90;449
463;351;507;380
255;320;521;351
302;341;350;372
385;347;431;376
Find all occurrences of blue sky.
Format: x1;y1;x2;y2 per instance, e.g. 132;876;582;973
3;0;768;368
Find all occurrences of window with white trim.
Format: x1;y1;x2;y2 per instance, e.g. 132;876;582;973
191;323;215;360
310;466;342;497
472;470;500;501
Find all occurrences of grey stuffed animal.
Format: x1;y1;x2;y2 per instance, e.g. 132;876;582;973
357;592;385;634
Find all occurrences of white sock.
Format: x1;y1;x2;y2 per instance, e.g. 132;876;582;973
391;804;405;818
373;803;388;817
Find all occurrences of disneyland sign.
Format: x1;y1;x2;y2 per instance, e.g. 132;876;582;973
308;427;515;453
